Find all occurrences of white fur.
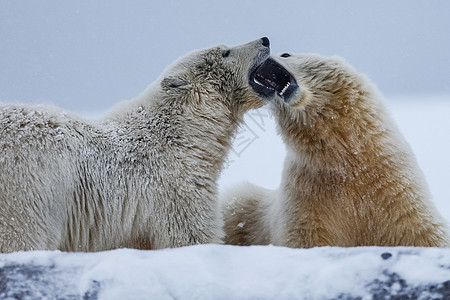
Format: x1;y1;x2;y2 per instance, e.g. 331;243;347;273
222;53;449;248
0;38;269;252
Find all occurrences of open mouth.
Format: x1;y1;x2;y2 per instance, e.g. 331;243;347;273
249;57;298;102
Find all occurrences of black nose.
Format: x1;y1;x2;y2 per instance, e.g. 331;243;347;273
261;37;270;47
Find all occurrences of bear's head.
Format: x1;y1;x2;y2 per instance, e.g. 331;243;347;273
250;52;385;157
159;38;271;119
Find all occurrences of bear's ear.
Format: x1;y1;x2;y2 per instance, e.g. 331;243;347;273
161;76;192;92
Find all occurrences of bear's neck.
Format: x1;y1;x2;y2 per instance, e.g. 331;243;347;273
278;93;396;171
282;118;391;177
280;102;411;203
116;92;241;182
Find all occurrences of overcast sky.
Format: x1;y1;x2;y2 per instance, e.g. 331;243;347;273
1;1;449;114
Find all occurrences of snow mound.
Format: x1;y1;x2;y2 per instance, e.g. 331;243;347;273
1;245;450;299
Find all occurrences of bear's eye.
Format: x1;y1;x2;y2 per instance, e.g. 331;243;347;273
222;50;231;58
281;53;291;58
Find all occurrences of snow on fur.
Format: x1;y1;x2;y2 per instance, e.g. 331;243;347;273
0;38;268;252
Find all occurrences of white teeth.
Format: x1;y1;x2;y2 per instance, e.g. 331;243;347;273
254;77;291;96
254;77;265;87
279;82;290;96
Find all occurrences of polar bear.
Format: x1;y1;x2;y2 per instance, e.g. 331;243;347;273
222;53;449;248
0;37;270;253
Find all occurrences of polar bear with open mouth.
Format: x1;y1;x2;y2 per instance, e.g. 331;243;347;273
222;52;449;248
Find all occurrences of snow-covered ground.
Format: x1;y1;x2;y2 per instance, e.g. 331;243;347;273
1;245;450;299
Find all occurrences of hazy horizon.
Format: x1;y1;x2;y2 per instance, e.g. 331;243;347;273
1;1;450;113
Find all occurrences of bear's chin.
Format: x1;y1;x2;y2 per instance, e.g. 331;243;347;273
249;57;299;103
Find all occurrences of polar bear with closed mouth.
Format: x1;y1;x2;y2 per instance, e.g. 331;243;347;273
222;52;449;248
0;37;271;253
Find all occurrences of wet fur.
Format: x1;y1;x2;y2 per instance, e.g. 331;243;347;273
222;54;449;248
0;39;268;252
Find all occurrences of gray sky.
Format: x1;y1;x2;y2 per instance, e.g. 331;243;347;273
1;0;449;114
